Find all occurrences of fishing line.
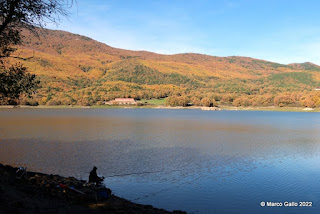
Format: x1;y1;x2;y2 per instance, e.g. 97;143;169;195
104;168;185;178
133;172;204;201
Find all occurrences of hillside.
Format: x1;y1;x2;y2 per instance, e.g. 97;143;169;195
7;28;320;107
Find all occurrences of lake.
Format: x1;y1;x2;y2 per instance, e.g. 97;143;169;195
0;108;319;213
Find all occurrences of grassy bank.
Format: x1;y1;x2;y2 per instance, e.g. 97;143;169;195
139;98;166;105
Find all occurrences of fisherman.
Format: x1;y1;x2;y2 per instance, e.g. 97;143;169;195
89;166;104;185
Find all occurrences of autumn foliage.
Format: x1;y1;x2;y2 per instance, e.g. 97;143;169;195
6;28;320;107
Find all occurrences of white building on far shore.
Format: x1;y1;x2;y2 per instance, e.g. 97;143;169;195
105;98;137;105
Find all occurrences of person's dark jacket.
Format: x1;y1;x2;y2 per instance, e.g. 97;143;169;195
89;167;102;184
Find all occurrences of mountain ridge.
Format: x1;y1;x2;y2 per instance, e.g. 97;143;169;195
7;28;320;107
33;28;320;67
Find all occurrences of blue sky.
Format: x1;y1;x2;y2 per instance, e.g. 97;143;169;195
48;0;320;64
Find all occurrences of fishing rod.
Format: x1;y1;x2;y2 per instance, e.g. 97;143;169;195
104;168;185;178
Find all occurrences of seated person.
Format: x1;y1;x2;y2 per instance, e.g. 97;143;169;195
89;166;104;185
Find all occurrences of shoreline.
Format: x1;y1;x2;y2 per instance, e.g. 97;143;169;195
0;104;319;112
0;163;186;214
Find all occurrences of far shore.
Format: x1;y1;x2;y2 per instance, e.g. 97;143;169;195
0;104;319;112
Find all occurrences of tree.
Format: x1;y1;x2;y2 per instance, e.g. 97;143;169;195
0;63;39;104
201;97;211;107
0;0;68;59
274;93;296;107
0;0;71;104
190;97;200;106
177;95;189;107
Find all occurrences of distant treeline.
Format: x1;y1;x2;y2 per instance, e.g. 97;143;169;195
13;88;320;108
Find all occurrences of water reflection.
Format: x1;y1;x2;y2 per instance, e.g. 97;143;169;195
0;108;320;213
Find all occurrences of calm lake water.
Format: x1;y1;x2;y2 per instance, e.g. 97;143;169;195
0;108;320;213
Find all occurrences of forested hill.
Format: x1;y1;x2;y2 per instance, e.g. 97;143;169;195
9;28;320;107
